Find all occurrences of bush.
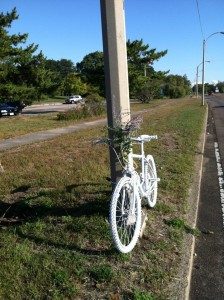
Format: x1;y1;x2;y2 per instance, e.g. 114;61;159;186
0;84;37;104
85;93;105;103
57;102;106;121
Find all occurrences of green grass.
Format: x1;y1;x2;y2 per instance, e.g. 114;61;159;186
0;98;177;140
0;98;206;299
0;112;105;140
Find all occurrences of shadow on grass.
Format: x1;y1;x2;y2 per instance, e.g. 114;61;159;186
0;182;115;256
15;230;116;256
0;182;111;219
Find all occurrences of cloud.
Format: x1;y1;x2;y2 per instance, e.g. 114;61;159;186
211;80;218;85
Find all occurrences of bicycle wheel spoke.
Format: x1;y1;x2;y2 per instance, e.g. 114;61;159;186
145;155;158;208
110;177;142;253
118;223;134;246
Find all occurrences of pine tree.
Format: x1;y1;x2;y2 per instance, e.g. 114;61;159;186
0;8;43;102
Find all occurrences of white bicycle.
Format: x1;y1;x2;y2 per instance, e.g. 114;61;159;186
109;135;160;253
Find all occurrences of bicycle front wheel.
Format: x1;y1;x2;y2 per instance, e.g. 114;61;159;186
145;155;158;208
110;176;142;253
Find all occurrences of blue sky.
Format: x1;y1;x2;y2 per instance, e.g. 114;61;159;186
2;0;224;85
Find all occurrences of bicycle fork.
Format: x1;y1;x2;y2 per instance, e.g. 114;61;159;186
143;159;160;196
125;175;138;226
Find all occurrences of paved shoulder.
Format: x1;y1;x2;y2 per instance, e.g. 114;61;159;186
0;118;106;152
190;96;224;299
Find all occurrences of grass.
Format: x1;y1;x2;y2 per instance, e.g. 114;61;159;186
0;98;206;299
0;112;105;140
0;98;176;140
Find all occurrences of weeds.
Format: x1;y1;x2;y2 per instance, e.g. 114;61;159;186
57;102;106;121
90;264;115;283
164;217;201;235
133;290;156;300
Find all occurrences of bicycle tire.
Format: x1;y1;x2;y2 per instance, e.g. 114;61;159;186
109;176;142;253
145;155;158;208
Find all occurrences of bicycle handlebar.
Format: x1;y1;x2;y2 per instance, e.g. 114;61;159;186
94;134;158;145
131;135;158;142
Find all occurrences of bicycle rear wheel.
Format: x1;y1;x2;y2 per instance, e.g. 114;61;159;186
110;176;142;253
145;155;158;208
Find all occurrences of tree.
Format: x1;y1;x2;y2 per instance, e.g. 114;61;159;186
45;59;76;80
163;74;191;98
76;41;168;99
216;82;224;93
0;8;28;63
127;39;168;98
76;51;105;95
0;8;45;102
45;58;77;96
136;72;167;102
63;73;88;95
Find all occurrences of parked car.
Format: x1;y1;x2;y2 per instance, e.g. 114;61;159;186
64;95;83;104
0;104;16;117
4;100;26;113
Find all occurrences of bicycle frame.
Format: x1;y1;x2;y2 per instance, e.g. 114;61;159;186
124;139;148;217
125;136;157;199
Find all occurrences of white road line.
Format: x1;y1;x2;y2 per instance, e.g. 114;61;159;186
214;142;224;226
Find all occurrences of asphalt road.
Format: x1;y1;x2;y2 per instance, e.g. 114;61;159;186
189;94;224;299
22;102;77;114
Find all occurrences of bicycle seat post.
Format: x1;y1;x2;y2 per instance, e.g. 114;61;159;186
127;149;133;173
140;139;145;176
141;139;145;157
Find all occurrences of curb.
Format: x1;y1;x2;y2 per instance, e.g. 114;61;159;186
167;104;208;300
184;104;208;299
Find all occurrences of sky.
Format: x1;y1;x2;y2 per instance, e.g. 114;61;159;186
2;0;224;86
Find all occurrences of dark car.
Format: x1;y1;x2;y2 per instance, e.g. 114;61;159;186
0;104;16;117
5;100;26;113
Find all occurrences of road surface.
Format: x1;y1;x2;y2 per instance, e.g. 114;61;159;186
22;102;78;114
189;93;224;299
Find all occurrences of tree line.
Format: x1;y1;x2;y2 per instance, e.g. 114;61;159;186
0;8;192;105
192;82;224;94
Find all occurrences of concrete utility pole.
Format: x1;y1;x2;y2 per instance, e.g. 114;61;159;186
100;0;130;186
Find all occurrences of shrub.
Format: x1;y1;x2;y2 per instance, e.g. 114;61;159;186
85;93;104;103
57;102;106;121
